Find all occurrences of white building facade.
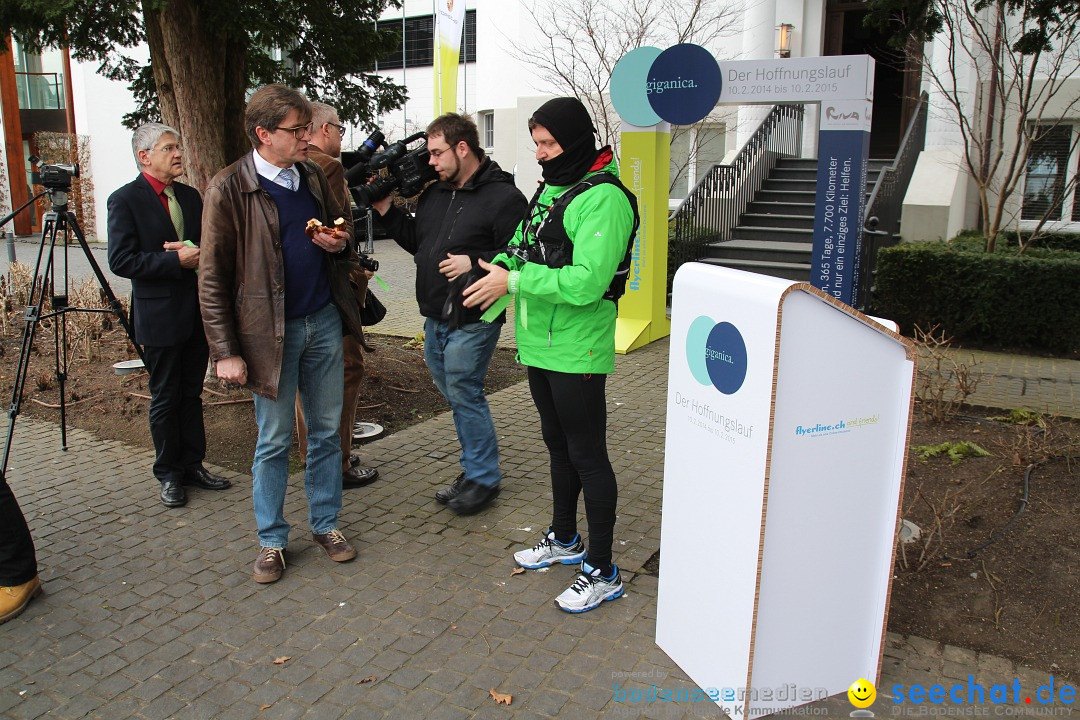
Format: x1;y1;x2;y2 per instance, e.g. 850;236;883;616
2;0;1078;243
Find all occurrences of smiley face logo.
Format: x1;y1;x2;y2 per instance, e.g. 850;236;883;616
848;678;876;708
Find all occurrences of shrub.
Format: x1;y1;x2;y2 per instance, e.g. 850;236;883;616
870;241;1080;353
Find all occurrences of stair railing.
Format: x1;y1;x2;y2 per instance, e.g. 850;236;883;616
858;91;929;310
669;104;804;286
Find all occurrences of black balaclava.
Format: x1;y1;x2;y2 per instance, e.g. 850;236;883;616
531;97;599;186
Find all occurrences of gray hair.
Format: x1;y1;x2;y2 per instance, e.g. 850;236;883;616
132;123;179;169
309;101;338;128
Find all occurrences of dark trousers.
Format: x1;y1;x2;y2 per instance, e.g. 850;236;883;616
0;474;37;586
527;366;618;571
142;331;210;485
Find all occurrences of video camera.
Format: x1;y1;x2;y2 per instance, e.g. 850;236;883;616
344;131;438;212
29;156;79;190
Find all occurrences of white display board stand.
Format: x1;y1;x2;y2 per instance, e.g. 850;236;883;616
657;263;917;718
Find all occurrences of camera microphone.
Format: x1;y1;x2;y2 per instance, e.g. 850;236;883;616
343;130;386;186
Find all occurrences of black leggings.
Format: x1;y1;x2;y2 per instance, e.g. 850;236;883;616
527;366;618;571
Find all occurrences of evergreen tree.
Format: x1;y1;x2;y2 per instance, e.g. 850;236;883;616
1;0;406;190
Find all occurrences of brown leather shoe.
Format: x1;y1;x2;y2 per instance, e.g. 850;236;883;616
312;529;357;562
253;547;285;583
0;575;43;625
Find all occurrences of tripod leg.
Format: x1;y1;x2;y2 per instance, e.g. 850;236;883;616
1;215;60;476
64;211;144;364
53;254;69;451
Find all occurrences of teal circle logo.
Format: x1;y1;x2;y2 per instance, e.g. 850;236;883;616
611;43;722;127
610;47;664;126
686;316;748;395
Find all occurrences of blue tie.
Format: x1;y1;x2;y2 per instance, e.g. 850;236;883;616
277;168;295;191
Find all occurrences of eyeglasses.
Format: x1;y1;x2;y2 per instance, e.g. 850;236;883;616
274;122;314;140
428;143;459;159
324;122;346;138
151;143;184;154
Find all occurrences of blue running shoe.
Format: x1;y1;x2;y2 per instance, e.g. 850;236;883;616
555;562;624;613
513;528;587;569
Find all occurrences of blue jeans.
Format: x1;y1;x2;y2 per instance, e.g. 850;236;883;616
252;303;344;549
424;317;502;488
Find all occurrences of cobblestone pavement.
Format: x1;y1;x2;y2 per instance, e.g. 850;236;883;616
1;240;1077;718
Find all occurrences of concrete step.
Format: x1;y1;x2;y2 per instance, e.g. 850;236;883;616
739;213;815;229
771;167;820;181
746;201;816;217
731;226;814;244
763;178;818;192
698;257;811;282
755;189;819;204
776;158;819;170
706;238;813;264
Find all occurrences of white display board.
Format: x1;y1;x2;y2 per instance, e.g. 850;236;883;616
657;263;916;718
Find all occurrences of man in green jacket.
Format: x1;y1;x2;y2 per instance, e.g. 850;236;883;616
464;96;638;613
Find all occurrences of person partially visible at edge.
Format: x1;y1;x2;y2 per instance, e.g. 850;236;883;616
463;96;637;613
0;475;42;625
294;101;379;490
107;123;232;509
198;84;366;584
370;113;527;515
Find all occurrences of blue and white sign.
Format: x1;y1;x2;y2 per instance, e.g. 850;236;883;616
713;56;875;308
813;98;873;306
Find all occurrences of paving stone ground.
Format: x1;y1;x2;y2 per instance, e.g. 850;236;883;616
1;239;1077;719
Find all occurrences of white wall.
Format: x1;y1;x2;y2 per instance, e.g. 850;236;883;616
70;50;148;242
900;148;968;242
0;104;10;221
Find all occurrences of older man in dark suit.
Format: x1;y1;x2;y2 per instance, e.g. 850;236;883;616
108;123;231;508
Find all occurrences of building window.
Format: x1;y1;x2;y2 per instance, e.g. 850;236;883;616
1021;123;1080;222
376;9;477;70
481;111;494;149
11;39;65;111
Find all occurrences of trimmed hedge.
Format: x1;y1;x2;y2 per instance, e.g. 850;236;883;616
870;242;1080;353
951;230;1080;256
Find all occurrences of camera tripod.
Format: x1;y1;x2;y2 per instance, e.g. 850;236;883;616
0;187;141;482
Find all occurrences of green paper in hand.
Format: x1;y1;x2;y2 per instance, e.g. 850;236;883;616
480;295;511;324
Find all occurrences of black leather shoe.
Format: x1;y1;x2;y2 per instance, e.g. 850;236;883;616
185;467;232;490
160;481;187;507
435;472;466;504
343;465;379;488
349;453;361;468
447;481;500;515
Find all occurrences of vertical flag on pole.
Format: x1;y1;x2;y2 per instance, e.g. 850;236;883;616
433;0;466;116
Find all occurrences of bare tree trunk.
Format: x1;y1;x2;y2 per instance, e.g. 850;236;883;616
142;0;229;191
223;38;250;165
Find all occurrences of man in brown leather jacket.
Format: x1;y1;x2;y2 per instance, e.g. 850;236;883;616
199;85;365;584
294;101;379;490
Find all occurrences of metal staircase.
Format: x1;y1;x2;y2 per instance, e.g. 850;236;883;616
699;158;890;281
669;94;929;307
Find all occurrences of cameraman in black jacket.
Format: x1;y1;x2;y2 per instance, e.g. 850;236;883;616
372;113;527;514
